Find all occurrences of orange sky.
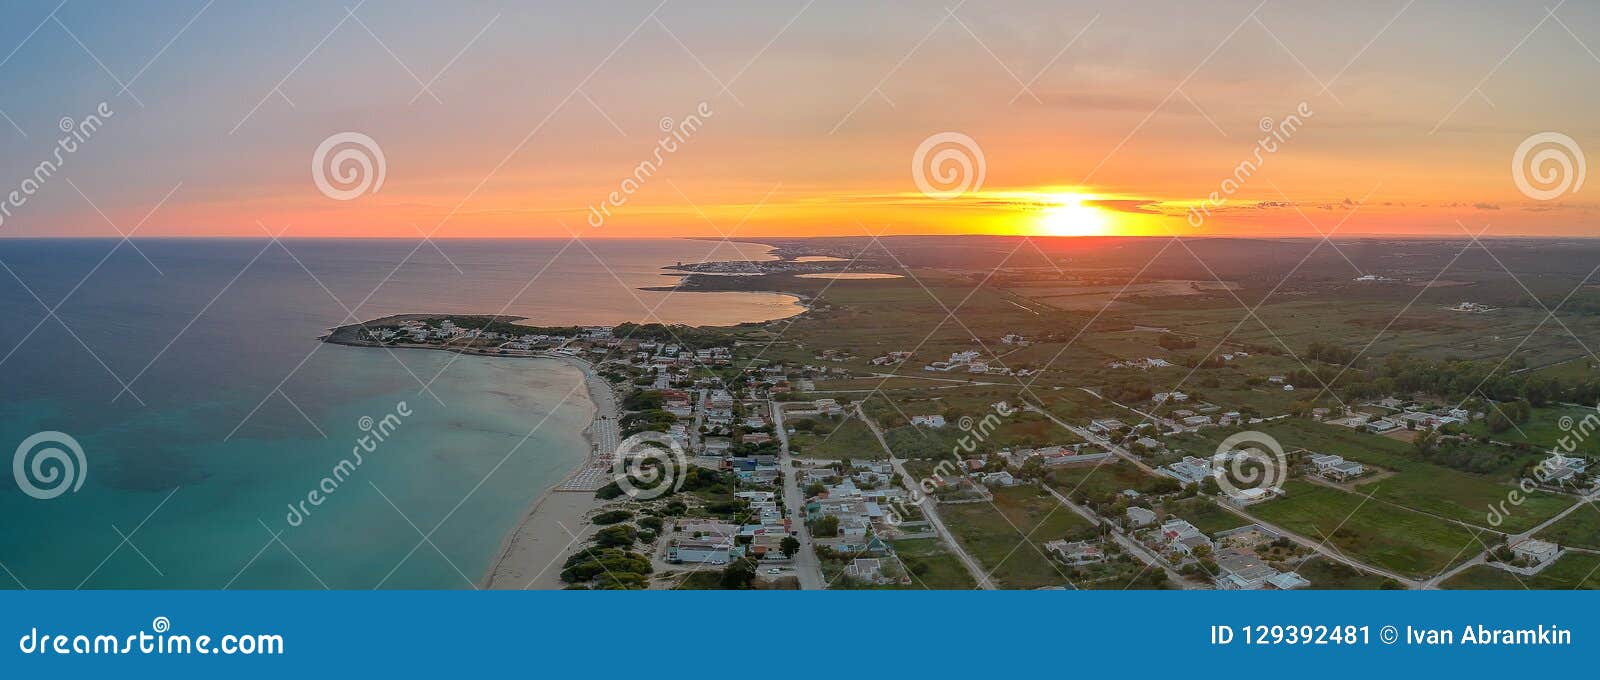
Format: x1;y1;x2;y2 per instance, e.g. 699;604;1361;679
1;1;1595;239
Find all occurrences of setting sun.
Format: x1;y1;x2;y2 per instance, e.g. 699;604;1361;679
1038;194;1112;237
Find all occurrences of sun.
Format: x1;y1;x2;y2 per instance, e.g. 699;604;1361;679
1038;194;1111;236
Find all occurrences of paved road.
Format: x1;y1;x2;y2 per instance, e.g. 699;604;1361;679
1039;484;1101;526
1078;387;1182;433
1037;484;1205;589
770;400;825;590
1109;530;1205;590
1022;401;1159;475
858;409;995;590
1424;553;1487;589
1423;488;1600;589
690;388;705;452
1510;490;1600;544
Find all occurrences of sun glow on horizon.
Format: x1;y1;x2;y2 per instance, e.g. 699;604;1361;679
1037;193;1113;237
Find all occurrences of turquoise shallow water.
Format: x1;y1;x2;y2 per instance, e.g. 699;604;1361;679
2;351;592;589
0;238;793;589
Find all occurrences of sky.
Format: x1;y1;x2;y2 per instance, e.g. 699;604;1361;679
0;0;1596;239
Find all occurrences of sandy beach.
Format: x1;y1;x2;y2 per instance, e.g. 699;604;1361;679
481;353;618;590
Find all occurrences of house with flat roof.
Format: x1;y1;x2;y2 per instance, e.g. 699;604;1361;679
1267;571;1311;590
1159;456;1213;485
1214;548;1279;590
1366;418;1401;434
1044;539;1107;565
669;537;734;565
1156;518;1213;557
1308;453;1366;481
1089;418;1125;434
1126;506;1157;528
844;558;886;582
1539;453;1589;484
1511;538;1560;565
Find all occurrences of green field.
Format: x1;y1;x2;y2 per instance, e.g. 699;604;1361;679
786;415;885;460
1536;503;1600;550
1184;419;1572;532
1465;404;1600;454
1045;461;1163;504
890;538;978;590
1295;556;1403;590
939;485;1094;589
1251;481;1483;579
1165;497;1251;535
1355;469;1569;534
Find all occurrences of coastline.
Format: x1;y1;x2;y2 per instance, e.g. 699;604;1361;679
480;352;618;590
321;324;620;590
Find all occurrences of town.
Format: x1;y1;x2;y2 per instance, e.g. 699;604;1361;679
334;234;1600;593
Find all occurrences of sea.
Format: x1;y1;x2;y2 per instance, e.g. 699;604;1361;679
0;238;799;589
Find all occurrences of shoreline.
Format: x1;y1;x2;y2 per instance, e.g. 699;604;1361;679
479;352;618;590
323;329;620;590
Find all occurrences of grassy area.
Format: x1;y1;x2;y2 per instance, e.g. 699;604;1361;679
1044;461;1162;504
786;415;885;460
1441;552;1600;590
1186;419;1571;532
890;538;978;589
939;485;1094;589
1465;404;1600;454
1356;469;1570;534
1165;497;1251;535
1536;503;1600;550
1251;481;1482;579
1296;556;1403;589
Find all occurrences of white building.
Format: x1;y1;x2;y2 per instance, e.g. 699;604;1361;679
1511;539;1559;565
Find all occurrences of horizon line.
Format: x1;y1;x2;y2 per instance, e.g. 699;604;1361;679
2;233;1599;242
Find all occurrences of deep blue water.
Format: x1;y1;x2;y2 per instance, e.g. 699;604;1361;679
0;238;795;588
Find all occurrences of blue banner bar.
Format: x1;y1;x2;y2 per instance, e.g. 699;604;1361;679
4;591;1596;677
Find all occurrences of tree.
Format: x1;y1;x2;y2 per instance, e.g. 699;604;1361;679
780;536;801;558
720;557;758;589
813;515;840;537
593;525;637;549
1414;430;1438;456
